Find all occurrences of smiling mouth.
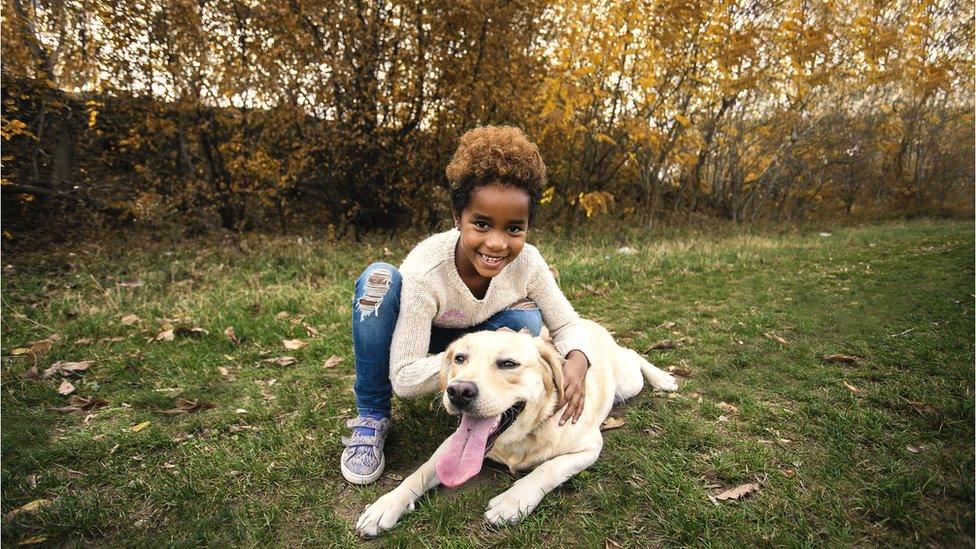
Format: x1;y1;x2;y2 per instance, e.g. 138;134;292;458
486;401;526;450
478;252;506;267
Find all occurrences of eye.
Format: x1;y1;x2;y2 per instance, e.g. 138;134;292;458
473;221;489;230
497;359;519;369
454;354;466;364
507;226;524;235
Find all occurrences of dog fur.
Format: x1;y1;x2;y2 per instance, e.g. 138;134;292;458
355;319;678;537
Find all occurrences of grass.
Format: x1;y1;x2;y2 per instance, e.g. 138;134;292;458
1;219;972;547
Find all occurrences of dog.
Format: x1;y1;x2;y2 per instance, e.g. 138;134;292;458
355;319;678;537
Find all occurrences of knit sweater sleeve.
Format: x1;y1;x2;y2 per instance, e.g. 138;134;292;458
525;247;595;363
388;279;443;399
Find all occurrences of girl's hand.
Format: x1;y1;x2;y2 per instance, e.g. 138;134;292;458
558;350;588;425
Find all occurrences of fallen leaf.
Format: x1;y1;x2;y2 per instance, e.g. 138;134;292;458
22;365;39;379
9;499;52;516
218;366;230;377
763;332;789;345
717;415;729;422
283;339;307;350
668;365;694;377
261;356;297;367
42;360;93;378
131;421;151;433
323;355;344;369
160;398;216;415
17;535;48;545
11;347;29;356
97;336;125;344
154;329;175;342
274;311;291;321
713;482;759;501
605;540;623;549
842;380;861;394
74;338;93;345
224;326;240;345
601;417;626;430
824;354;861;364
55;396;109;413
116;280;144;287
57;379;76;395
906;445;923;454
303;323;319;338
717;401;739;413
120;314;140;326
782;468;796;478
648;338;686;350
28;339;54;357
657;321;676;329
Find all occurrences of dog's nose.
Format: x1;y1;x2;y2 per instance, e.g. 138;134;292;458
446;381;479;408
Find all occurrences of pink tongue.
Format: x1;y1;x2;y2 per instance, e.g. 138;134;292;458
435;413;499;487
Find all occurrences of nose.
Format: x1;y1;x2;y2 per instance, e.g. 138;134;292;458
485;230;506;251
446;381;479;408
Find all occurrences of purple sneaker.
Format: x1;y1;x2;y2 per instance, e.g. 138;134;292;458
340;416;391;484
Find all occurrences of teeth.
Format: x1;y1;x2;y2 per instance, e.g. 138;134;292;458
480;253;503;265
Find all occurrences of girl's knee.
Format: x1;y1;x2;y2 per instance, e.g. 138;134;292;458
354;263;402;319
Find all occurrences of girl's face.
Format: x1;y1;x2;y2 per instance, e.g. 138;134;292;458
453;183;531;281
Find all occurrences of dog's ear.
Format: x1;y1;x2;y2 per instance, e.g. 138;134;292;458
535;338;565;405
439;344;455;391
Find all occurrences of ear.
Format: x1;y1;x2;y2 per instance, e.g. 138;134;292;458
535;338;565;405
439;345;455;391
452;210;460;229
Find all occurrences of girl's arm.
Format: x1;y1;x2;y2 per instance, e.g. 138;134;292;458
388;283;443;398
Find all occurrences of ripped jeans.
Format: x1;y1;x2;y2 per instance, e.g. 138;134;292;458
351;262;543;416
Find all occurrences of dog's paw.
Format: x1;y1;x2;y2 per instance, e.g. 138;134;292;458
484;489;538;526
355;492;415;538
650;371;679;392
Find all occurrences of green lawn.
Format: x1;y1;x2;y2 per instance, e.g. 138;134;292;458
2;219;973;547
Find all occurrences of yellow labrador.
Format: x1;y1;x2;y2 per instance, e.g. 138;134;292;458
355;319;678;537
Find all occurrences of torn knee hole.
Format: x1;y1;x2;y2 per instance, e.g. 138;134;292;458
358;268;393;319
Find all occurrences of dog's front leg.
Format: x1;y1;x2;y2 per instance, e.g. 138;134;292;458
355;439;451;538
485;447;601;526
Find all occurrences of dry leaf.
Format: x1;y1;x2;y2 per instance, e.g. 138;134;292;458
303;323;319;338
261;356;297;367
174;326;208;337
668;365;694;378
218;366;229;377
274;311;291;320
55;396;109;413
657;321;676;329
323;355;344;369
11;347;29;356
782;468;796;478
120;314;140;326
57;379;76;396
906;445;922;454
224;326;241;345
713;482;759;501
9;498;52;516
42;360;93;378
28;339;53;357
154;329;175;342
22;365;39;379
282;339;307;350
131;421;151;433
17;535;48;545
824;354;861;364
160;398;216;415
605;540;623;549
842;380;861;393
116;280;144;287
74;338;93;345
763;332;789;345
717;415;729;422
648;338;686;350
97;336;125;344
717;401;739;413
601;417;626;430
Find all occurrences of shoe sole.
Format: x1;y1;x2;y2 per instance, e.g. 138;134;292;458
341;453;385;485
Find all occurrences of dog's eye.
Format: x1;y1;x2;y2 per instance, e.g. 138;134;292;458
453;354;466;364
497;359;519;369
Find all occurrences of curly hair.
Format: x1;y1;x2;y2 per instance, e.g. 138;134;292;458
446;126;547;222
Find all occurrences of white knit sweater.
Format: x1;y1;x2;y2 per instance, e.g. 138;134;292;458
388;229;594;398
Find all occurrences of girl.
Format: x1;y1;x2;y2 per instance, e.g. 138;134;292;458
341;126;593;485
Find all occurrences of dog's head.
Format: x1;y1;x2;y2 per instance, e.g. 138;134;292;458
434;329;564;486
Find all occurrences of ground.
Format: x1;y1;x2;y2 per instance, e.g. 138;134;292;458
2;219;973;547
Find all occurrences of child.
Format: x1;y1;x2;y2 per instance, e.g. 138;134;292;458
341;126;593;485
